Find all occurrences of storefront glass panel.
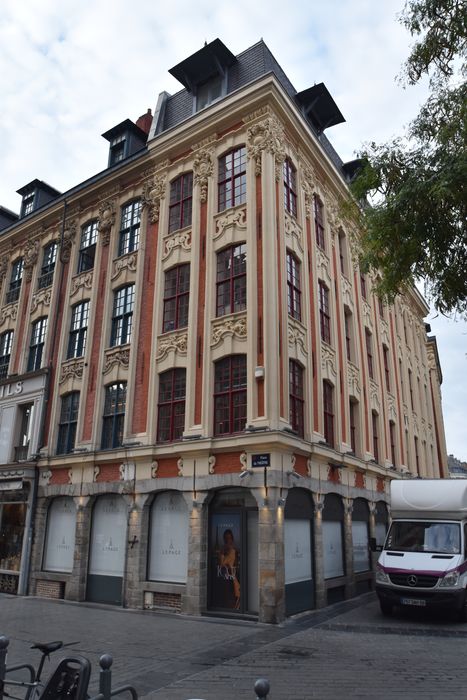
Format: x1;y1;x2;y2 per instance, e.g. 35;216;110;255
148;492;188;583
43;498;76;573
0;503;26;571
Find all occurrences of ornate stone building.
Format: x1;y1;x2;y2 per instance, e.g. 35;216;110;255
0;39;447;621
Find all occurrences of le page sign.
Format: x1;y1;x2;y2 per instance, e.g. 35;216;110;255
251;453;270;468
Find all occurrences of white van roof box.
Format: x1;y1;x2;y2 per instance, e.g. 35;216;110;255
391;479;467;520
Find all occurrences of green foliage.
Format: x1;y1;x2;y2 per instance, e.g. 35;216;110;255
350;0;467;316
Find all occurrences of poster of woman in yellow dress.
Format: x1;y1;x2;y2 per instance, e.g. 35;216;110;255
210;515;241;610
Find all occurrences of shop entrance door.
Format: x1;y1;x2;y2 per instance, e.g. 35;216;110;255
284;489;315;615
208;489;258;615
87;495;127;605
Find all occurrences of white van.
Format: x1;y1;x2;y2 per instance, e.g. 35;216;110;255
375;479;467;620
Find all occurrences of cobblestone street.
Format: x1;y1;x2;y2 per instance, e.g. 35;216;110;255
2;593;467;699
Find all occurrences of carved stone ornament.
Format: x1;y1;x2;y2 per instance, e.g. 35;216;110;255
362;299;372;328
288;321;308;355
208;455;216;474
192;148;213;203
341;276;353;309
246;114;286;179
370;380;380;412
324;187;342;234
284;214;303;251
348;362;361;397
214;208;247;240
112;252;138;280
177;457;184;476
156;332;188;361
211;315;247;347
70;271;93;297
31;288;52;314
300;164;318;217
162;231;191;260
307;458;312;476
23;238;40;281
98;199;116;245
93;466;100;482
321;343;337;379
68;469;73;485
316;247;331;282
151;461;158;478
60;218;77;263
0;253;9;288
103;346;130;374
60;359;85;384
40;469;52;486
239;452;247;471
142;174;166;224
0;303;18;327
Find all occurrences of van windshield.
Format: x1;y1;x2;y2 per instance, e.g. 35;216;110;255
386;521;460;554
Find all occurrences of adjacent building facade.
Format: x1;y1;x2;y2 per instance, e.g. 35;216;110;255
0;39;448;621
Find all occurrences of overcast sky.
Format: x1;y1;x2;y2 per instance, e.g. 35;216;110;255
1;0;465;461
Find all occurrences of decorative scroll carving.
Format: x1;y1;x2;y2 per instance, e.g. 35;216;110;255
316;247;330;281
284;214;303;251
192;149;213;203
341;276;353;308
348;362;361;397
307;459;312;476
177;457;184;476
162;231;191;260
60;359;85;384
300;163;318;217
288;321;308;355
370;380;380;412
0;254;9;288
60;218;77;263
31;288;52;314
40;470;52;486
211;315;247;347
321;344;337;378
142;173;166;224
98;199;116;245
246;114;286;179
240;452;247;471
103;346;130;374
0;303;18;326
324;188;342;235
387;393;396;421
68;469;73;485
242;106;271;124
119;462;135;481
70;271;93;297
151;461;158;478
208;455;216;474
23;238;40;281
156;332;188;361
112;252;138;280
93;466;100;482
214;208;247;240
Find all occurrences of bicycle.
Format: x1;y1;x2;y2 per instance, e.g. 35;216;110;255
1;638;90;700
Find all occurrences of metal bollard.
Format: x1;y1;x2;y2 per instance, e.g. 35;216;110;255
254;678;270;699
0;636;9;700
98;654;114;700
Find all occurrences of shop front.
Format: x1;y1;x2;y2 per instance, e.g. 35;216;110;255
0;473;35;595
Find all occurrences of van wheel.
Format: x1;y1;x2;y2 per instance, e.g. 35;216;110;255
380;600;393;617
458;593;467;622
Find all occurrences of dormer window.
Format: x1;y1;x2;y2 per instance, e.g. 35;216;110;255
102;120;148;169
109;135;126;166
196;75;224;111
22;193;35;217
17;180;60;218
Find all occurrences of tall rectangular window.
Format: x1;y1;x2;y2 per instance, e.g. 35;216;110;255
314;195;325;249
389;420;397;466
6;258;23;304
214;355;247;435
378;297;385;318
101;382;126;449
414;435;420;476
338;229;347;275
344;308;352;362
289;360;304;437
0;330;13;379
365;329;374;379
408;368;414;410
360;274;367;301
157;369;186;442
286;252;301;321
318;280;331;344
67;301;89;359
372;411;379;463
162;265;190;332
323;381;334;448
111;285;134;346
216;244;246;317
78;220;98;272
38;242;57;289
349;400;357;454
27;317;48;372
283;159;297;217
169;173;193;233
119;200;141;256
218;147;246;211
57;392;80;455
383;345;390;392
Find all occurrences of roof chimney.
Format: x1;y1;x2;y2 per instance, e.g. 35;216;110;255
136;109;153;136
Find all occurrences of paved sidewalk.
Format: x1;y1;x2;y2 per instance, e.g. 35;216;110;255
2;593;467;699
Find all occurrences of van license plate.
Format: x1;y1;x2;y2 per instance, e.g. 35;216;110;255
401;598;426;607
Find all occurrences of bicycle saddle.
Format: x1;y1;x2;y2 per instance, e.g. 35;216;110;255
31;640;63;654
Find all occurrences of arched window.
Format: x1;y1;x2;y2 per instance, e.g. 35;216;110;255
43;498;77;573
148;492;189;583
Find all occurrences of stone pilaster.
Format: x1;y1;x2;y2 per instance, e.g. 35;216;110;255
369;501;378;572
254;487;285;623
343;497;355;598
67;497;92;601
312;493;326;608
29;498;49;593
183;492;209;615
124;494;150;609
